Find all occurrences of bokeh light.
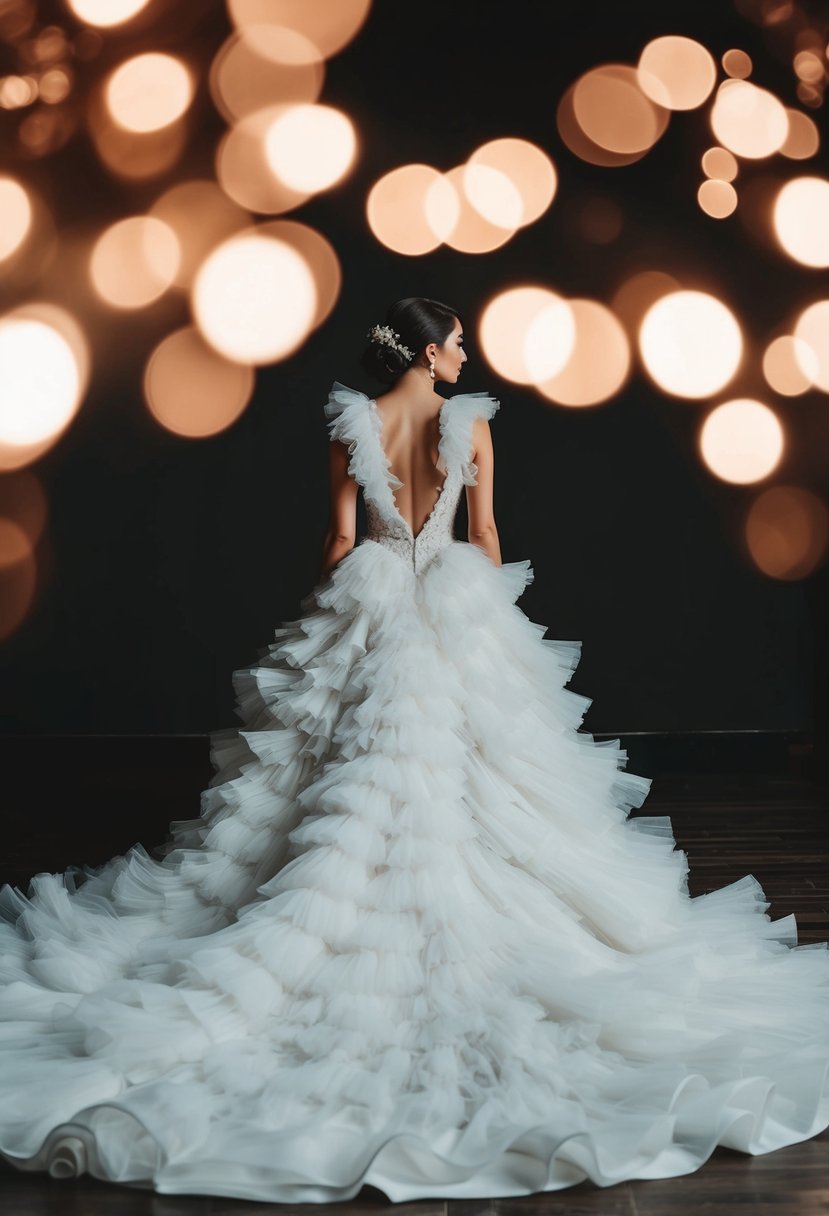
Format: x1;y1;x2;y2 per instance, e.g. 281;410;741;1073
699;398;784;484
795;81;822;109
611;270;680;333
572;63;669;154
698;179;738;218
209;25;324;124
773;177;829;267
0;0;828;614
479;287;576;385
0;433;66;472
709;79;788;159
149;180;249;290
18;102;78;159
15;301;91;394
90;216;180;308
745;485;829;580
263;104;357;192
0;518;37;641
91;92;187;181
0;466;48;638
640;291;743;398
216;105;314;214
0;316;82;445
780;108;820;159
144;326;255;437
536;300;631;407
0;76;37;108
66;0;152;26
637;36;717;110
256;218;342;330
0;177;31;261
554;73;666;169
0;470;48;547
439;164;516;253
0;198;58;295
0;465;46;638
460;163;525;230
762;334;818;396
39;68;72;105
793;300;829;392
106;53;194;134
467;138;558;229
366;165;448;256
235;21;325;67
793;49;824;84
702;147;738;181
191;231;317;364
227;0;373;59
722;48;752;79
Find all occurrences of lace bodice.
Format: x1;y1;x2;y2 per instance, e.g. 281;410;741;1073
325;381;500;574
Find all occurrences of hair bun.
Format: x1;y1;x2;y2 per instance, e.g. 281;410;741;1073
360;339;409;386
358;296;461;385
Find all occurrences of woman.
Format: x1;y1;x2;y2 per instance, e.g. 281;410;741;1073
0;296;828;1203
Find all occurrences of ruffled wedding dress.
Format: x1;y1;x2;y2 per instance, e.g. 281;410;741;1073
1;380;828;1203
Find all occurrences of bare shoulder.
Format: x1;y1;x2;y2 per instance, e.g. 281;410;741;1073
470;413;494;448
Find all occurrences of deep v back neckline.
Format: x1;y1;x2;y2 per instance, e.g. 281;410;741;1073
368;396;450;542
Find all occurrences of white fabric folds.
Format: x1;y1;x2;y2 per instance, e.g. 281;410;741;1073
0;381;827;1203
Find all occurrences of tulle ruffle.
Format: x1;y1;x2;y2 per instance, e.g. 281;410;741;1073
324;382;502;532
0;536;828;1202
435;390;500;484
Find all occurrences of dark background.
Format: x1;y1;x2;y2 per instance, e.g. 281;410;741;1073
1;0;825;737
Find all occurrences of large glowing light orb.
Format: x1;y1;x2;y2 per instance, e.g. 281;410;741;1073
710;80;788;159
106;53;194;133
0;319;80;445
640;290;743;398
638;36;717;111
479;287;575;385
264;104;357;192
699;398;783;484
774;177;829;268
537;299;631;407
192;233;317;364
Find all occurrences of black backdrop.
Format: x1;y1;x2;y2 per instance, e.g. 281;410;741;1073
0;0;821;736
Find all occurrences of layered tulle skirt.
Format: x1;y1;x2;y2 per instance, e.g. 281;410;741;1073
1;537;827;1201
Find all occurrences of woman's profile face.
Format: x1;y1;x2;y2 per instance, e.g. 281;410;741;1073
435;317;467;384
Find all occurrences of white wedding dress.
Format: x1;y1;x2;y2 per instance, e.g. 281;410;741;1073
1;380;828;1203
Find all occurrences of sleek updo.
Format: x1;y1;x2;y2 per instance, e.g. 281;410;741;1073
360;297;461;385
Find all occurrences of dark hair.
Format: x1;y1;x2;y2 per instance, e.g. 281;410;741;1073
360;297;461;385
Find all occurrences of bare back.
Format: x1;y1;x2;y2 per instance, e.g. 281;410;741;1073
372;392;448;540
322;380;502;575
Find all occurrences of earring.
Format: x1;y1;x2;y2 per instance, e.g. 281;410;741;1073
429;356;435;379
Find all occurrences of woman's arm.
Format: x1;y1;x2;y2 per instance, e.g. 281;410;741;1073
465;415;502;567
319;436;358;579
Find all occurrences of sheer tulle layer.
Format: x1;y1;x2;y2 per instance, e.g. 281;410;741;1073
1;537;828;1202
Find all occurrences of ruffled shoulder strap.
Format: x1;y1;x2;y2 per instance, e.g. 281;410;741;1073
324;380;402;523
324;380;372;438
438;390;500;486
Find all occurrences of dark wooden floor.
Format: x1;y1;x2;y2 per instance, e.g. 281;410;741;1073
1;763;828;1214
3;1145;829;1216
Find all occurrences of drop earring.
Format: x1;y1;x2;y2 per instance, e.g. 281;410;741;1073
429;356;435;379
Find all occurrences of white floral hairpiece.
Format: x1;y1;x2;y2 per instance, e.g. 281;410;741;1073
366;323;414;362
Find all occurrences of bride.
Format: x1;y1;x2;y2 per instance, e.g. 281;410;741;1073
0;295;828;1204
